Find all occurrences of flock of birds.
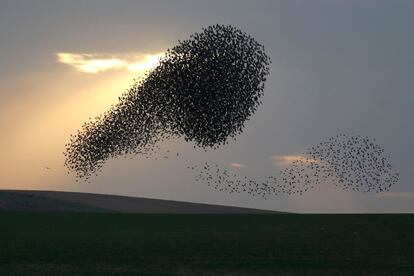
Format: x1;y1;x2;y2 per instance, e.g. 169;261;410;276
190;134;399;199
63;25;399;197
64;24;270;180
303;134;399;193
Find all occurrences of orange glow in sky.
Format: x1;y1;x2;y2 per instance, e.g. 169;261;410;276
57;52;164;74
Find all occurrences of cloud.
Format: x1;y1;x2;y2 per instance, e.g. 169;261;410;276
270;155;319;166
229;162;247;168
56;52;164;74
375;192;412;198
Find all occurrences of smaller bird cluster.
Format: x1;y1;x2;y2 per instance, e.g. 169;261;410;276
191;161;315;198
191;134;399;198
191;162;279;199
303;133;399;193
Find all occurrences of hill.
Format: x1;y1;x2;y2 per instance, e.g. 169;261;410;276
0;190;279;214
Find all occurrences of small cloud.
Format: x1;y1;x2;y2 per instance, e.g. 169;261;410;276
375;192;412;198
229;162;247;168
56;53;126;73
56;52;164;74
270;155;319;167
127;54;164;72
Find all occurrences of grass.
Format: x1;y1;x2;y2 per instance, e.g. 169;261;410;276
0;212;413;275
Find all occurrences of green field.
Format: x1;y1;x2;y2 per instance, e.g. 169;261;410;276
1;212;413;275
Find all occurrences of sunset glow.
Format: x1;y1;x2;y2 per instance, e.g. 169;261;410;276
57;52;164;74
1;0;413;214
270;155;319;166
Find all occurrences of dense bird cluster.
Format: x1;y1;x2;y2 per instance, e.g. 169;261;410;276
64;25;270;179
193;134;399;198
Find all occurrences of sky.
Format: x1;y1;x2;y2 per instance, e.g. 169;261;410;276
1;0;413;213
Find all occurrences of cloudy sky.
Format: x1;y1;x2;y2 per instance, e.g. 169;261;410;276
1;0;413;213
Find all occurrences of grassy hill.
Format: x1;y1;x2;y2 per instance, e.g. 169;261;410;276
0;190;278;214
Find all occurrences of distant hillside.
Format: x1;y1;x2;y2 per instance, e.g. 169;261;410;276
0;190;281;214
